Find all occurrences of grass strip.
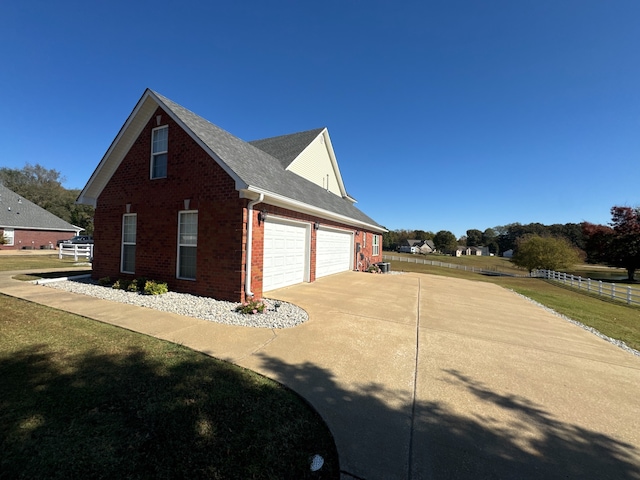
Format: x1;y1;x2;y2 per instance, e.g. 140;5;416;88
0;255;83;272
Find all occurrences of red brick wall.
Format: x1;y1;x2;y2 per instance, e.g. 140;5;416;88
0;229;73;250
357;230;383;268
94;107;246;301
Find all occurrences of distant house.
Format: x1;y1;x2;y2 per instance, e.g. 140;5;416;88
78;89;385;302
468;246;489;256
399;239;435;254
0;184;80;249
454;245;490;257
399;239;422;254
418;240;436;254
503;249;514;258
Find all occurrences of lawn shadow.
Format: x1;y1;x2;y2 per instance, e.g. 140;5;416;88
255;355;640;480
0;345;338;480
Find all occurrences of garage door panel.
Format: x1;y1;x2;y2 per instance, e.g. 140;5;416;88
316;229;352;278
263;220;308;292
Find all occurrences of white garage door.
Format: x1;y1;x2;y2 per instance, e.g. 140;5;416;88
316;228;353;278
263;219;308;292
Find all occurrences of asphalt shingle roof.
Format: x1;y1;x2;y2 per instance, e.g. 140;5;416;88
0;184;78;231
153;91;383;229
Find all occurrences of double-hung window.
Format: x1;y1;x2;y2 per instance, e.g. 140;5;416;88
373;234;380;256
3;228;14;246
151;126;168;179
178;211;197;280
121;214;137;273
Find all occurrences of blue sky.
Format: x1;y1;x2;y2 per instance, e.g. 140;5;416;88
1;1;638;237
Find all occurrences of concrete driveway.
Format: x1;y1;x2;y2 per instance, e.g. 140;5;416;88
1;270;639;479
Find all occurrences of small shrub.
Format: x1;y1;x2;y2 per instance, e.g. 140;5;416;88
367;264;381;274
235;298;266;315
143;280;168;295
112;279;131;291
135;277;148;292
126;279;139;292
98;277;111;286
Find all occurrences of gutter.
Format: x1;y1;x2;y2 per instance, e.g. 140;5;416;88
244;193;264;298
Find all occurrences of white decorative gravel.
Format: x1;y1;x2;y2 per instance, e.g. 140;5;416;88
511;290;640;357
43;277;308;329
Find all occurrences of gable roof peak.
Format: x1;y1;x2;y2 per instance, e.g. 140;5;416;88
249;128;326;168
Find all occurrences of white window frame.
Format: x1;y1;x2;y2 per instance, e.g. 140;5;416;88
3;228;14;246
362;232;366;248
373;234;380;256
121;214;137;274
177;210;198;280
150;125;168;179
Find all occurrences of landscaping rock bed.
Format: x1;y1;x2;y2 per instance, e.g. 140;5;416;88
44;277;308;329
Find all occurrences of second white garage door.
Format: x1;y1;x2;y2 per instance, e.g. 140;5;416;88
316;228;353;278
263;219;309;292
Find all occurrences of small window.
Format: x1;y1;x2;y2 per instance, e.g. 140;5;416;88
3;228;14;246
363;232;366;248
151;126;168;179
373;234;379;256
178;211;197;280
121;214;136;273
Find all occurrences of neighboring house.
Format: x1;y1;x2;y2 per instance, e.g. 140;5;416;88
468;246;489;256
399;239;422;254
399;239;435;254
0;184;81;249
454;245;490;257
78;89;386;302
419;240;436;254
454;246;466;257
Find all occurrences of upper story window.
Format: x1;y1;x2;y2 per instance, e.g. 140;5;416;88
151;126;168;179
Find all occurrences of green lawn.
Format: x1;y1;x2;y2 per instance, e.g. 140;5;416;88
0;254;85;272
0;291;338;478
386;256;640;352
383;251;525;275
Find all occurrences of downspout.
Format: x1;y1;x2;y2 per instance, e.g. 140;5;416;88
245;193;264;298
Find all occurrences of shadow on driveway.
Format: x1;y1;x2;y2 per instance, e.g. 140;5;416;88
256;354;639;480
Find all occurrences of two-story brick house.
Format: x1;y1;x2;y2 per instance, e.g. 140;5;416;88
78;89;385;302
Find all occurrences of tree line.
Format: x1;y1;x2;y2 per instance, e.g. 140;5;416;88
383;207;640;281
383;223;585;255
0;164;94;234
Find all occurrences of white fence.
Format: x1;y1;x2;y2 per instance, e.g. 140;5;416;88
537;269;640;306
382;255;526;277
59;243;93;261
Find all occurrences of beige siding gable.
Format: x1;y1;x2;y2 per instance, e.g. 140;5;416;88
287;131;344;196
